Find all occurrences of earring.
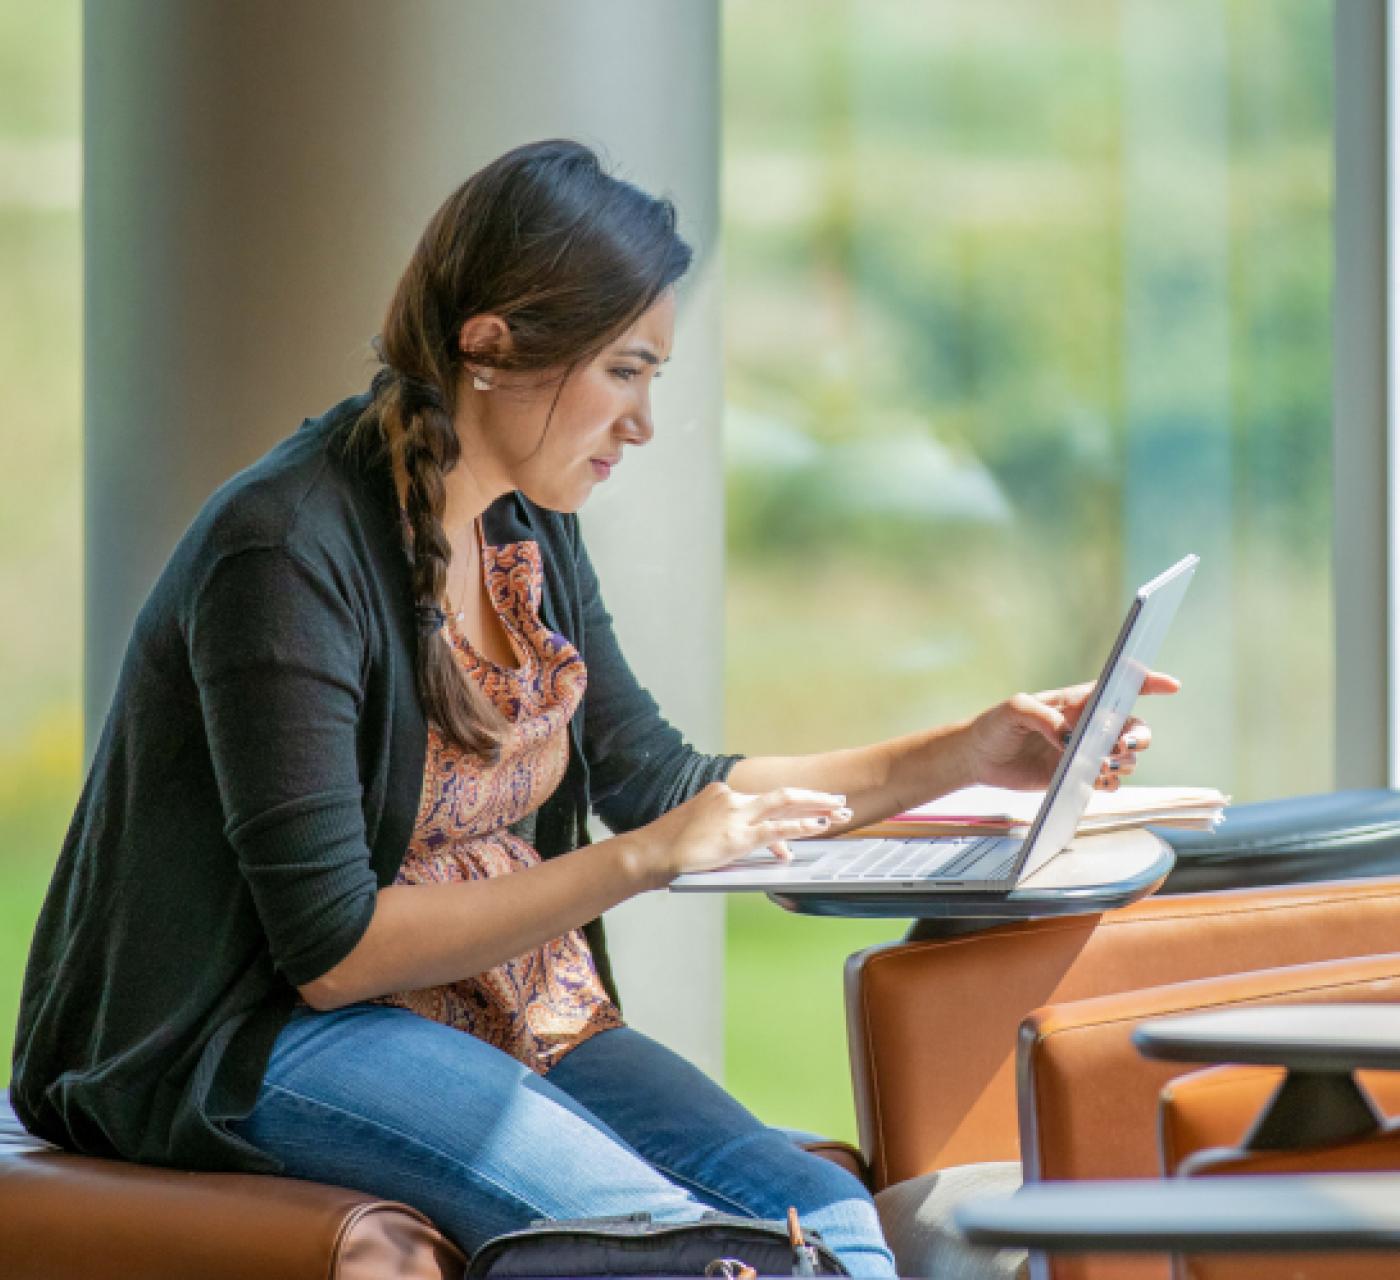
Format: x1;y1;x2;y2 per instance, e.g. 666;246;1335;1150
471;370;491;391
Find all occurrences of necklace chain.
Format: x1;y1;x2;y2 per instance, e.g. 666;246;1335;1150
442;515;483;623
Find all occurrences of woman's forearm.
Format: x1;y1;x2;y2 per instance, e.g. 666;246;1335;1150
301;832;660;1011
304;720;979;1010
725;719;975;837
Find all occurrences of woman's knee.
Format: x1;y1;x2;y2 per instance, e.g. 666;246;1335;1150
231;1004;710;1253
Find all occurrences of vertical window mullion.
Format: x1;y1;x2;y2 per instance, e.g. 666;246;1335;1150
1333;0;1391;789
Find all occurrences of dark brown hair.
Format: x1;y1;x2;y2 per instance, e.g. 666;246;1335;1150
349;139;691;760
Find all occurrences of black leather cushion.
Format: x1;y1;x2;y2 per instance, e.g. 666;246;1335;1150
1159;789;1400;894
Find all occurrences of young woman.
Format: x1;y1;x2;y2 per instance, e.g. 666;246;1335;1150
11;139;1175;1276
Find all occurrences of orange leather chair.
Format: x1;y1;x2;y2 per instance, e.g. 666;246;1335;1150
1147;1003;1400;1280
1017;955;1400;1280
952;1002;1400;1279
846;875;1400;1279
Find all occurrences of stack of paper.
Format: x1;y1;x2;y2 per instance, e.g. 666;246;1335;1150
847;784;1230;840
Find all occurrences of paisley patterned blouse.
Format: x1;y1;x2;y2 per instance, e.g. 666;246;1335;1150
370;515;624;1073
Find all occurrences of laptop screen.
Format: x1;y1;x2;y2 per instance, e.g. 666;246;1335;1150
1015;554;1199;880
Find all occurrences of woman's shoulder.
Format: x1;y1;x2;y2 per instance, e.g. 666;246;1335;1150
177;393;386;586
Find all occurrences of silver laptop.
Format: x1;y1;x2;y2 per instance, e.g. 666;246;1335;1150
672;554;1199;896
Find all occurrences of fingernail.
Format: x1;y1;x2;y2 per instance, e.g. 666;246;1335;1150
834;807;853;820
1124;735;1139;750
812;816;830;827
1109;760;1120;771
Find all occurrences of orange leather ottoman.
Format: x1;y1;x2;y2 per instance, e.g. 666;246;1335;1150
0;1090;467;1280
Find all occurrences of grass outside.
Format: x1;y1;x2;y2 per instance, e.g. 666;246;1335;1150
0;710;81;1082
724;895;904;1143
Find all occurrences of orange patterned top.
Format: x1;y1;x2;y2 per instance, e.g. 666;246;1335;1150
370;516;624;1073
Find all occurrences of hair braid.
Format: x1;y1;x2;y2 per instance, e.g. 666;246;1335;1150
378;366;510;761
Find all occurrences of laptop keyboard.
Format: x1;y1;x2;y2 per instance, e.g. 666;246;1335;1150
804;837;1021;882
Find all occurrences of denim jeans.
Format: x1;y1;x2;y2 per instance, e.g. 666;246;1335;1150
227;1002;897;1277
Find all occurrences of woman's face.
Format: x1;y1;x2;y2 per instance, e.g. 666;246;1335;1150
467;289;675;513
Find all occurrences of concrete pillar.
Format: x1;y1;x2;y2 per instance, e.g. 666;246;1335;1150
84;0;727;1075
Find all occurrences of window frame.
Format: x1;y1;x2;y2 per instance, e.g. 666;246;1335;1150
1334;0;1394;788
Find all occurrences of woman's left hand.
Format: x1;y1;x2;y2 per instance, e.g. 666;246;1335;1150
957;672;1182;793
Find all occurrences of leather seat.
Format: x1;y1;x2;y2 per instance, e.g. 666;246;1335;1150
850;876;1400;1188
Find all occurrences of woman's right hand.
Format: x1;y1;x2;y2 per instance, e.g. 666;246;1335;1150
636;782;852;887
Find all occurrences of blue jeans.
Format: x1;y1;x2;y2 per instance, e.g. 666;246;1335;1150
228;1002;896;1277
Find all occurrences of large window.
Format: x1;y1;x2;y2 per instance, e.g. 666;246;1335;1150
722;0;1334;1136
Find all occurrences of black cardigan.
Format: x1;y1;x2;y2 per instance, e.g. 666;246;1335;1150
9;393;743;1174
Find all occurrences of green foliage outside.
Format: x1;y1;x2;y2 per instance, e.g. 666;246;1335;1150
0;0;83;1097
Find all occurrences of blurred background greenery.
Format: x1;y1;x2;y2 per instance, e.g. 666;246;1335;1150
718;0;1332;1138
0;0;85;1130
1;1;1332;1145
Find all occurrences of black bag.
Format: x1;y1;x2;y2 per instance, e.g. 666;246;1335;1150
466;1210;849;1277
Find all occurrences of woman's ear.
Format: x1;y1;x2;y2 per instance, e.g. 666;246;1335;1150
457;313;513;361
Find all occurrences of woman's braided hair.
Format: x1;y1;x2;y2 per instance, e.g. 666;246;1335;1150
349;139;692;760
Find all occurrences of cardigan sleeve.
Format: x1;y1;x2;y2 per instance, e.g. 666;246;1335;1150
187;544;380;989
572;520;746;833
